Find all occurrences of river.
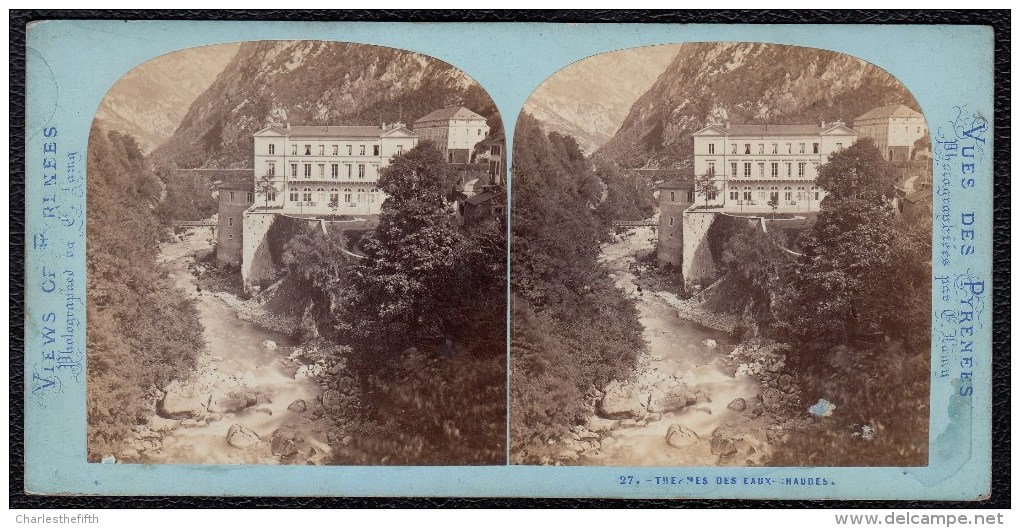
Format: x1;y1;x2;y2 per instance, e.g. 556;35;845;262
579;226;769;466
143;226;327;465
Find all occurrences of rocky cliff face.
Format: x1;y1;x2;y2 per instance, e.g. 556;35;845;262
154;40;501;168
523;45;681;155
94;43;241;154
598;42;921;168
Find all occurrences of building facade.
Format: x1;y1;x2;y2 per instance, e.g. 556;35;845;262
691;122;859;214
853;104;927;162
656;178;696;267
412;106;490;164
473;131;506;185
216;180;255;268
250;122;418;217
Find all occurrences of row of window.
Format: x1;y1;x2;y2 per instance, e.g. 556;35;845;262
266;162;379;179
724;185;821;203
706;142;842;155
267;143;404;157
266;187;381;204
225;191;255;203
707;161;821;178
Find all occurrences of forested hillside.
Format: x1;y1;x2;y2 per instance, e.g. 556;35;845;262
599;42;921;168
153;40;502;169
86;127;206;460
509;113;647;463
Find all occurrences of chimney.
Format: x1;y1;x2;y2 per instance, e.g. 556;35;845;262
822;120;826;128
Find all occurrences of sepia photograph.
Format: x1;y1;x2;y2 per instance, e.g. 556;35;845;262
86;40;508;466
21;17;997;501
511;42;933;467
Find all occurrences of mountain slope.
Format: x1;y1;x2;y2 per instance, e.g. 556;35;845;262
154;40;501;168
598;42;922;168
94;44;241;154
523;45;681;154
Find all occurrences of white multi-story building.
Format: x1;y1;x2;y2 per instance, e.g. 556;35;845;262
250;122;418;216
412;106;490;164
853;104;927;162
691;122;858;214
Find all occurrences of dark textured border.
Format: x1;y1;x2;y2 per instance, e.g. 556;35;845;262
9;9;1010;509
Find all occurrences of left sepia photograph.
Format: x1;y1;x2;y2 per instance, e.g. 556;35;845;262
86;40;508;466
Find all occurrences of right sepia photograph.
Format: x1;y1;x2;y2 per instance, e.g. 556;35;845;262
510;42;933;467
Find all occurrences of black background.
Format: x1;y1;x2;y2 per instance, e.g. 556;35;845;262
8;9;1010;509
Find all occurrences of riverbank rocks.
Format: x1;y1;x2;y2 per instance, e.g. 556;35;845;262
597;381;644;419
226;424;261;448
709;429;738;456
263;340;278;350
271;428;299;457
295;363;325;379
727;398;747;412
665;424;700;448
208;390;258;414
147;415;180;432
761;388;784;412
321;389;343;409
586;415;616;433
158;380;207;419
288;399;307;413
647;387;698;414
710;428;766;463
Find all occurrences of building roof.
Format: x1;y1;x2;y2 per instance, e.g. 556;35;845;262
287;125;393;138
658;179;695;190
855;104;924;122
465;190;500;206
414;106;486;124
693;122;857;137
218;180;254;191
253;123;415;139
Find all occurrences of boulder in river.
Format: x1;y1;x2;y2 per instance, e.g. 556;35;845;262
288;399;307;413
226;424;261;449
727;398;747;412
710;429;739;456
597;381;644;419
586;415;616;433
647;387;697;414
271;433;299;457
147;415;180;432
702;338;718;348
665;424;700;448
263;340;278;350
158;380;207;419
208;391;255;414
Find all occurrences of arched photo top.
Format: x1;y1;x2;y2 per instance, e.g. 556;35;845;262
94;40;504;176
518;41;928;170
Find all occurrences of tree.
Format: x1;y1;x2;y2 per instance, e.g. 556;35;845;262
338;144;465;352
720;224;794;327
816;138;898;203
775;139;908;351
696;172;718;208
767;196;779;219
256;172;278;208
